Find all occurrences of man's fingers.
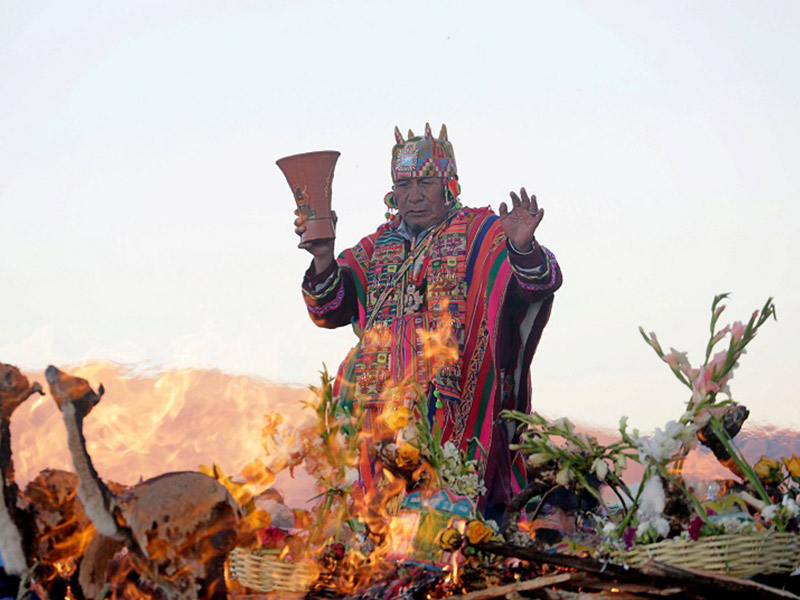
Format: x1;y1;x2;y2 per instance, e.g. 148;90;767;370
509;191;521;208
499;201;509;217
520;187;531;211
529;193;539;215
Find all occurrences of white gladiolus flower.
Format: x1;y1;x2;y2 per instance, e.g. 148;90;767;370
602;522;617;537
343;466;359;486
556;466;573;487
636;419;696;463
592;458;608;480
761;504;779;521
399;424;418;442
782;495;799;517
442;441;459;460
635;517;669;540
615;454;627;474
527;452;552;467
551;417;575;434
653;517;670;538
638;477;666;517
635;521;648;538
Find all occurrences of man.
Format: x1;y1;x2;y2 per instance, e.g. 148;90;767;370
295;123;562;517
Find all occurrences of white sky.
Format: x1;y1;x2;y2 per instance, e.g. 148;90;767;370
1;0;798;431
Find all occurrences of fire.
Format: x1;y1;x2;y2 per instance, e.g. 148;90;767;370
418;301;459;368
13;362;317;504
9;359;800;598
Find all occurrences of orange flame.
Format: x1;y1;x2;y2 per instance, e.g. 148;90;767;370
418;299;459;369
14;362;318;505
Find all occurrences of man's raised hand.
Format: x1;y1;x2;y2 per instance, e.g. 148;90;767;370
498;187;544;253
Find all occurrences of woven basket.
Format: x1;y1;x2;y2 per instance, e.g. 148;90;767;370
227;547;320;593
619;532;800;578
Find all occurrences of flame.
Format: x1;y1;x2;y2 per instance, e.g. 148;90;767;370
11;360;800;596
13;362;318;505
418;299;459;369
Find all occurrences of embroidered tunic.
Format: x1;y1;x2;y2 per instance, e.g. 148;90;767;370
302;206;562;511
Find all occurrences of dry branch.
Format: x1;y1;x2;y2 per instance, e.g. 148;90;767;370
476;541;800;600
442;573;571;600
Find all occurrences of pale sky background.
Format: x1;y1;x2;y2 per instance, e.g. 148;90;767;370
1;0;798;432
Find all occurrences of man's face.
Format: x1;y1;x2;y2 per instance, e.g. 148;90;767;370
394;176;449;234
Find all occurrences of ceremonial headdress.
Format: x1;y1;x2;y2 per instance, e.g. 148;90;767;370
391;123;457;181
385;123;460;214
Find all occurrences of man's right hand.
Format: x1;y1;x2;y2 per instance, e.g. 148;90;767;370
295;210;335;273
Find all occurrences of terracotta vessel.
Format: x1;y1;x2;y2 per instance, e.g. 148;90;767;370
276;150;340;243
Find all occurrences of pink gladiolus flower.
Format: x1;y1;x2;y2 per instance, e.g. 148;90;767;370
664;348;691;372
691;365;720;401
709;350;728;373
731;321;746;344
710;326;730;346
648;331;663;354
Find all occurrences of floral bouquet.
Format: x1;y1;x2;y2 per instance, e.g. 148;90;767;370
504;294;800;576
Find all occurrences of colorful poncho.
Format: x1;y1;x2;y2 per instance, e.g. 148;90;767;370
303;206;562;512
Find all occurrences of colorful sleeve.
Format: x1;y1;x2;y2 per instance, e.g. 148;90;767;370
301;224;385;329
506;241;562;300
301;261;357;328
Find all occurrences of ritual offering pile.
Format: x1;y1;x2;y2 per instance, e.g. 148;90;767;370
216;294;800;599
2;294;799;599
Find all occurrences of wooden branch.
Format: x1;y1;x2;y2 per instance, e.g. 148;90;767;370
441;572;571;600
502;483;559;537
566;572;686;596
476;541;635;579
477;542;800;600
639;561;800;600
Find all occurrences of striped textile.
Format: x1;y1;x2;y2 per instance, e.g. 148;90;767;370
304;206;561;512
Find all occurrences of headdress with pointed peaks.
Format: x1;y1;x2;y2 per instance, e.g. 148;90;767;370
391;122;457;181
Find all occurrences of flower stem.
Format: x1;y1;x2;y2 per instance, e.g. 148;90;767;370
618;474;646;533
658;466;710;526
575;472;618;526
707;416;771;503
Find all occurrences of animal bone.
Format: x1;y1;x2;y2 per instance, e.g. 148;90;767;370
0;364;109;599
0;363;41;576
46;365;242;599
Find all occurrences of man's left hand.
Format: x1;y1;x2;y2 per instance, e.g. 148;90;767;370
498;187;544;252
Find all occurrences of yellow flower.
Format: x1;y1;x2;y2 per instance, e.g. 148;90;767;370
434;527;463;551
754;455;782;484
246;509;272;530
783;455;800;479
384;405;411;431
396;442;421;469
465;520;493;545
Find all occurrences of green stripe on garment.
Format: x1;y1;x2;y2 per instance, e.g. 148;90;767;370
487;249;506;292
511;459;526;490
349;268;367;310
467;363;495;461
